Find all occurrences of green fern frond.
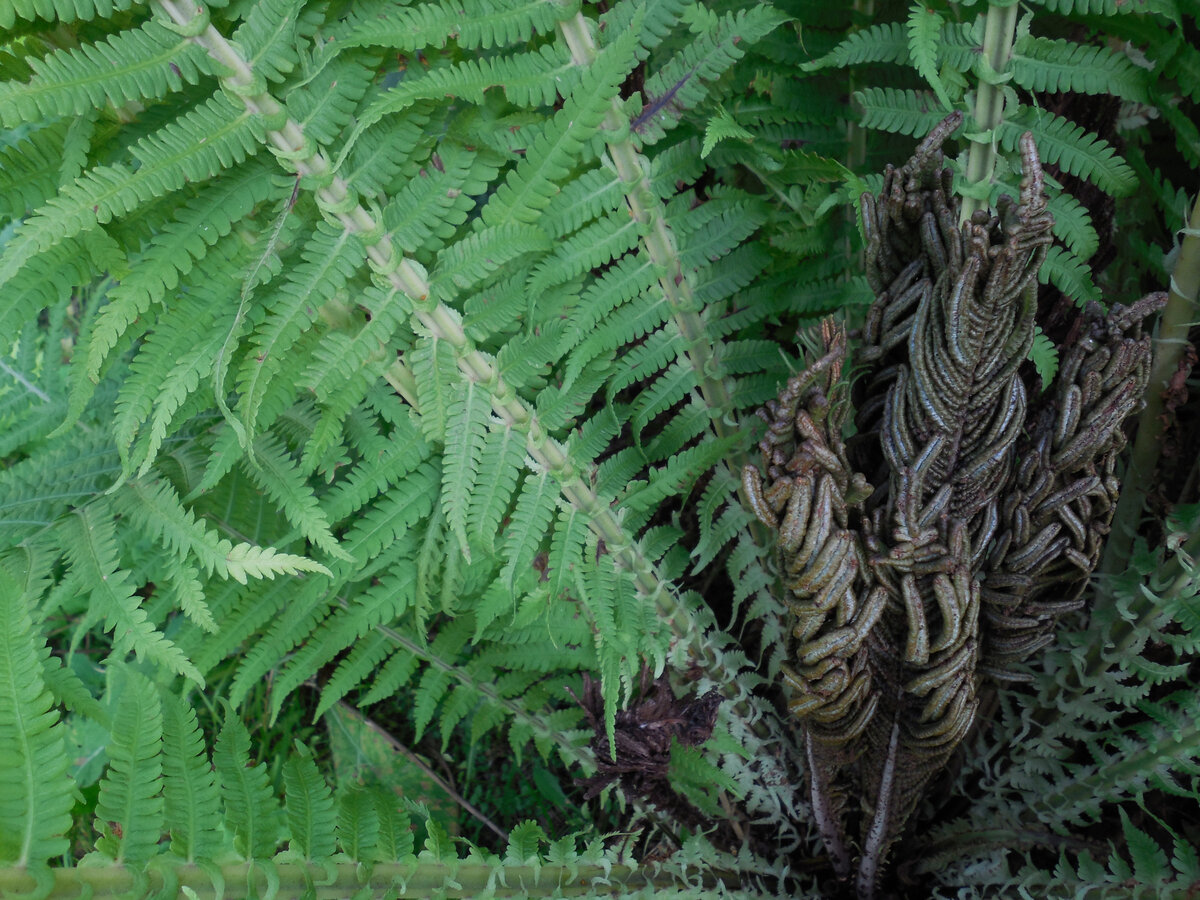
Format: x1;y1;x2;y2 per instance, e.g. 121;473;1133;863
622;436;739;516
564;286;671;388
273;565;415;712
0;564;72;869
240;431;345;559
432;223;549;295
598;0;690;55
499;469;557;589
59;504;202;683
320;398;430;522
85;161;280;384
409;336;460;444
1044;188;1101;261
334;783;379;862
108;241;247;472
1038;244;1102;305
358;643;421;709
906;3;953;110
383;145;500;255
0;92;262;292
0;241;98;359
1028;327;1059;392
634;6;788;144
340;105;435;197
854;86;944;138
0;433;121;544
1000;107;1137;196
540;166;625;238
701;105;754;158
94;668;164;867
801;21;908;71
305;286;412;404
341;0;578;51
557;251;657;364
232;0;311;85
0;0;145;28
111;477;329;584
286;52;380;147
526;210;639;298
214;705;282;859
330;461;436;571
235;221;367;442
478;27;639;228
0;121;72;218
442;380;492;559
1029;0;1160;14
466;422;524;556
341;45;580;162
1161;36;1200;104
493;326;561;391
37;648;105;723
1010;35;1151;103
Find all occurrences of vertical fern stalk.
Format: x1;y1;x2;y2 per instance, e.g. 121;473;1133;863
1101;190;1200;576
960;2;1019;223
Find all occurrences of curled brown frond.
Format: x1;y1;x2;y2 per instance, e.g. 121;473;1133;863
747;116;1162;898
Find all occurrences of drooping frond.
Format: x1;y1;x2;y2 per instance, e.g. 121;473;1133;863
111;477;329;584
85;160;281;384
58;504;203;683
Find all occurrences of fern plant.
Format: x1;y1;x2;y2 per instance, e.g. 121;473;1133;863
2;0;1198;897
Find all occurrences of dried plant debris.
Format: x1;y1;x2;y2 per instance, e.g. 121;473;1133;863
743;116;1163;897
573;670;723;833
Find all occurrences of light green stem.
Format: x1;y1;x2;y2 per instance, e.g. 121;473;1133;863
960;4;1019;222
1101;190;1200;577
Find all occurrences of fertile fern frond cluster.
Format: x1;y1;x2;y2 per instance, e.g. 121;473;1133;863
743;119;1161;897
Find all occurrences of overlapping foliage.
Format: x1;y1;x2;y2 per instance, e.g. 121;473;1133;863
0;0;1197;896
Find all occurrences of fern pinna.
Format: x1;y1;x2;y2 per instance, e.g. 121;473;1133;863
2;0;1198;896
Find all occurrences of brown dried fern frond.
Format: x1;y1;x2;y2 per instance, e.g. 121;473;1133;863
743;116;1163;899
